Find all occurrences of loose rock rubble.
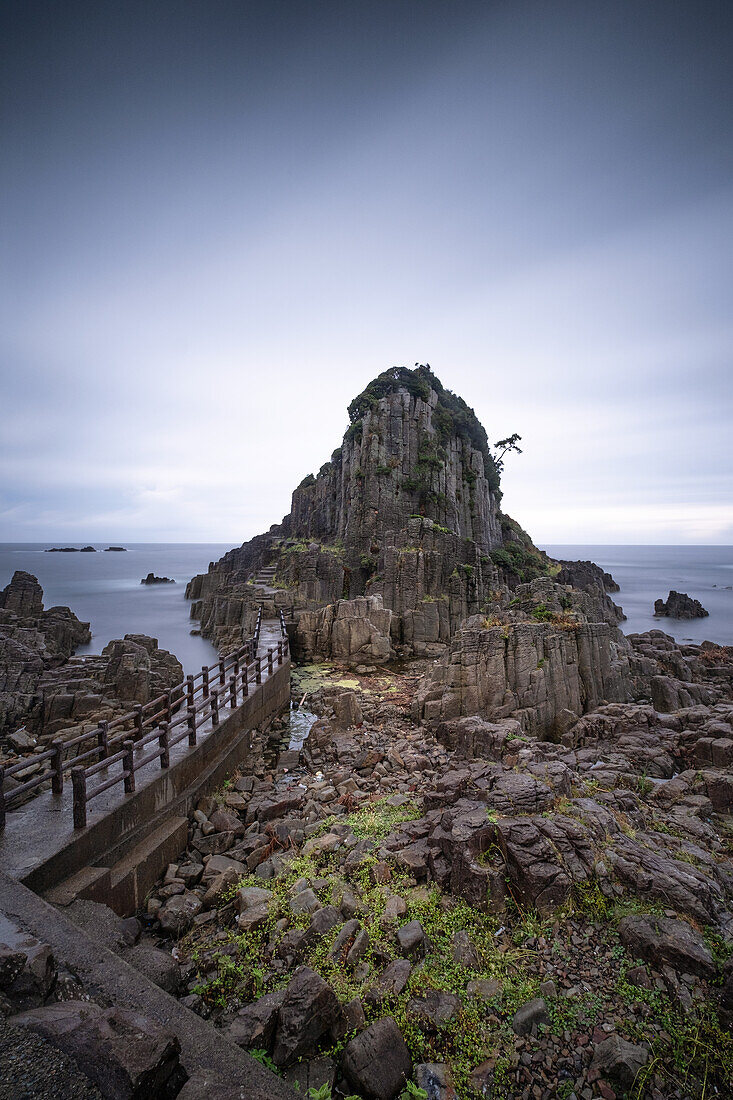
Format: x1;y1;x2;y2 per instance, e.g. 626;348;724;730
136;647;733;1100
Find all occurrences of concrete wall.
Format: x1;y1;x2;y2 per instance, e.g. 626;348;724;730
23;661;290;912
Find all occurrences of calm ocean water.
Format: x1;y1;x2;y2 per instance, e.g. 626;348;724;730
543;545;733;646
0;543;230;674
2;543;731;668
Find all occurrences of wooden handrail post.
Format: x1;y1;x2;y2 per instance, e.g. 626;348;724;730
158;723;170;768
97;721;109;761
134;704;144;741
186;675;195;710
255;657;262;685
122;740;136;793
277;640;283;666
202;665;209;699
242;663;249;697
51;740;63;795
219;658;226;687
229;675;237;708
267;647;274;676
187;707;197;746
233;653;240;680
71;767;87;829
210;689;219;727
0;767;5;830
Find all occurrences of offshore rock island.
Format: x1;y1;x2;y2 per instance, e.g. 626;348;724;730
1;367;732;1100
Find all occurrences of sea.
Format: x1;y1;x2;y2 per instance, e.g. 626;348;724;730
1;543;732;672
542;545;733;646
0;543;230;674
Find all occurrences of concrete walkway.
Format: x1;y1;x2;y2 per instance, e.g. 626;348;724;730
0;620;288;890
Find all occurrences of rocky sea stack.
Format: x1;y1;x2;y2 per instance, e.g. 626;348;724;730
655;590;709;619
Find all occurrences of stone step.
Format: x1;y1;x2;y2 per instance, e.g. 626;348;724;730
106;816;189;915
44;817;188;915
45;864;111;907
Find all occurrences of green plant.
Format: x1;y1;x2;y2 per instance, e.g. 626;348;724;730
400;1083;428;1099
297;473;316;489
250;1049;280;1074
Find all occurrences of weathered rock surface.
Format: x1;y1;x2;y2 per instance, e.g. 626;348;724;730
12;1001;183;1099
341;1017;412;1099
655;590;709;619
414;615;631;737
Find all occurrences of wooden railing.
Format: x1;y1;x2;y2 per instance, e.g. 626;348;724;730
0;605;271;829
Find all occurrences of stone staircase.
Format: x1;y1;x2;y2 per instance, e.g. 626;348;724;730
253;564;278;587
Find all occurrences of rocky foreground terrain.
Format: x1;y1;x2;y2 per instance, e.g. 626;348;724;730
131;621;733;1100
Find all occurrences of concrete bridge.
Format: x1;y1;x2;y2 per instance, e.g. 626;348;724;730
0;607;291;915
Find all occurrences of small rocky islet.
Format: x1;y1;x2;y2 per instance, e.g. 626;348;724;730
654;591;709;620
1;366;732;1099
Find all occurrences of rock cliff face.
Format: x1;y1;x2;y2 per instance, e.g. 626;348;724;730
414;617;632;738
0;571;91;735
289;369;502;555
187;366;526;653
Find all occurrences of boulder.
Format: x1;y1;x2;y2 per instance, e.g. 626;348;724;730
590;1033;649;1090
12;1000;183;1099
272;967;340;1067
618;914;716;979
512;997;549;1037
396;919;426;960
157;892;202;936
227;989;285;1050
125;944;181;995
342;1016;412;1100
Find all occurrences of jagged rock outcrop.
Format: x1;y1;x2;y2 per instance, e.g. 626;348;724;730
0;571;91;735
101;634;184;705
295;597;393;665
0;573;183;764
655;590;709;619
186;366;542;653
414;616;632;737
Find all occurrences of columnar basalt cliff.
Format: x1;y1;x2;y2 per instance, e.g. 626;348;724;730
187;367;538;656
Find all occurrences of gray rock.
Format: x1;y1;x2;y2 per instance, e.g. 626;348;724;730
342;1016;412;1100
226;990;285;1051
396;919;425;960
157;892;202;936
272;967;340;1067
511;997;549;1036
618;914;716;979
590;1033;649;1090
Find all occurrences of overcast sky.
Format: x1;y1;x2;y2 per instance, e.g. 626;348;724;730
2;1;732;546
